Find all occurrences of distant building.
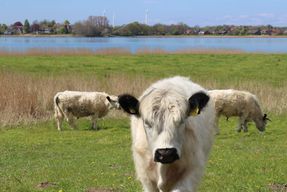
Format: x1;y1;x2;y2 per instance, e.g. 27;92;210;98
247;29;261;35
13;21;23;34
198;31;205;35
185;29;197;35
261;30;272;35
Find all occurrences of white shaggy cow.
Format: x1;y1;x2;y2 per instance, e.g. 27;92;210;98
54;91;120;131
208;89;270;133
118;76;217;192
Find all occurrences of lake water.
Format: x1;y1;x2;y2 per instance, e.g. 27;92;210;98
1;36;287;53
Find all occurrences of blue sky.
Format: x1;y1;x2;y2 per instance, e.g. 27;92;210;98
1;0;286;26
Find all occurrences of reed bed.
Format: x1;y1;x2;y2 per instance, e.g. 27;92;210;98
0;48;132;56
0;47;246;56
136;48;244;55
0;71;154;126
0;70;285;126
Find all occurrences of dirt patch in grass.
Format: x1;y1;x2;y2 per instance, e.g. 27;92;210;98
269;183;287;192
36;181;58;189
86;188;115;192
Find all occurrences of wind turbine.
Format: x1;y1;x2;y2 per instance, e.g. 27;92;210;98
112;13;115;28
145;9;149;25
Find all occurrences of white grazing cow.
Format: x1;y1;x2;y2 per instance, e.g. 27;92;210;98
118;76;217;192
208;89;270;133
54;91;120;131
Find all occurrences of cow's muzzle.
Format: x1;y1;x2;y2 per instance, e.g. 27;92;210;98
154;148;179;164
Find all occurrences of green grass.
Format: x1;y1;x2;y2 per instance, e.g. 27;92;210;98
0;116;286;192
1;54;287;86
201;115;287;192
1;53;287;191
0;119;141;192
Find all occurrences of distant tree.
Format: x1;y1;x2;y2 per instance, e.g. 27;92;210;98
0;24;8;34
73;16;110;36
167;23;188;35
112;22;152;36
14;21;23;27
31;21;40;33
49;20;56;33
152;24;167;35
49;20;56;28
63;20;70;33
239;26;248;35
23;19;30;33
73;22;84;35
13;21;23;34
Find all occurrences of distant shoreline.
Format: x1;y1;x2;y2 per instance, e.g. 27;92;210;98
1;34;287;38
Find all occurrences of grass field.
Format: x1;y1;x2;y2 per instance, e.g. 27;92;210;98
0;53;287;191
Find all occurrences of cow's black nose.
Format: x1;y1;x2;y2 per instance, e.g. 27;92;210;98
154;148;179;164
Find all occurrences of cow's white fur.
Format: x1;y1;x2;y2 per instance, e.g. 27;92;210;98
129;76;217;191
208;89;267;133
54;91;119;131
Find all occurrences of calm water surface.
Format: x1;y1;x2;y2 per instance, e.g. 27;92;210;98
0;36;287;53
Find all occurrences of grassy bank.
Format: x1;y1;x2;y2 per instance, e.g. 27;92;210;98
0;53;287;191
0;116;286;192
1;53;286;85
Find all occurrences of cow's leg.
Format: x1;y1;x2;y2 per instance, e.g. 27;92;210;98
215;116;220;135
237;115;247;133
66;113;76;129
91;115;98;130
171;165;203;192
143;183;159;192
237;117;243;132
54;109;64;131
237;121;242;132
56;115;63;131
243;120;248;132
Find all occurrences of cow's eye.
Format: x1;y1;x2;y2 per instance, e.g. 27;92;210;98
143;120;152;129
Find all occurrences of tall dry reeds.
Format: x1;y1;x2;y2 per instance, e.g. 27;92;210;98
0;70;286;126
0;48;132;56
0;71;154;126
0;47;246;57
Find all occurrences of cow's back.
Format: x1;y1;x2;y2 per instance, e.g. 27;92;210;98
56;91;108;117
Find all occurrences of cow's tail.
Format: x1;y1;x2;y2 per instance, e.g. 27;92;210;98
54;93;64;118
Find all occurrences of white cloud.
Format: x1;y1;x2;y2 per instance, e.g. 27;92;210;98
213;13;286;26
257;13;274;18
143;0;161;4
238;15;249;19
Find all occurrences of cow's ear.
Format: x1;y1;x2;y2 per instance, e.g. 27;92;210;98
106;96;117;103
118;94;140;116
188;91;210;116
106;96;112;102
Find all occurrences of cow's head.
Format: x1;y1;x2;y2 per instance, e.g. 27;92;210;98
119;90;209;164
256;113;271;132
106;95;121;110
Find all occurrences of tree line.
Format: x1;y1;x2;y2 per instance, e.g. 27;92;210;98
1;16;287;36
